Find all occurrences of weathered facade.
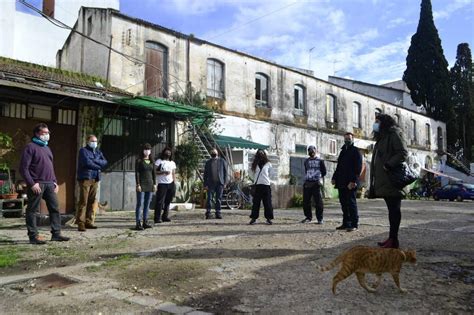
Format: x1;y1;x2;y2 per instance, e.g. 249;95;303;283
57;8;446;202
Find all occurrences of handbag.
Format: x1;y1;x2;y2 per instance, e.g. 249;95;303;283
249;168;263;197
388;162;418;189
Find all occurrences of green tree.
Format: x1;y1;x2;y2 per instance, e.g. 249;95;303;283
449;43;473;161
403;0;451;121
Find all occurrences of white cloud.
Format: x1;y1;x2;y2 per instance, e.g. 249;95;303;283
166;0;220;15
387;17;407;28
433;0;472;20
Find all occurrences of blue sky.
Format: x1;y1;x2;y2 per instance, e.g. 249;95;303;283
119;0;473;84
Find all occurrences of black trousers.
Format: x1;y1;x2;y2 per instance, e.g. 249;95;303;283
384;197;402;240
303;182;324;221
154;183;175;221
250;184;273;220
337;188;359;228
25;183;62;239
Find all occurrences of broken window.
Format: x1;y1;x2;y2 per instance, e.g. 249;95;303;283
255;73;269;107
294;84;305;112
207;59;225;99
145;41;168;98
326;94;336;122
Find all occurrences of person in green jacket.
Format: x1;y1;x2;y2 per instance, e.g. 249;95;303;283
369;114;408;249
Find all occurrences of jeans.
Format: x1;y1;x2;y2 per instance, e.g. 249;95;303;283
384;197;402;240
76;179;98;225
135;191;152;222
250;184;273;220
25;183;61;239
303;182;324;222
154;183;175;221
206;184;224;215
338;187;359;228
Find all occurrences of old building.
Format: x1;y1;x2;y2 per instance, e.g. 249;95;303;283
57;7;446;205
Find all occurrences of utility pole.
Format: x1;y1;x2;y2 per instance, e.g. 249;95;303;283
308;47;315;69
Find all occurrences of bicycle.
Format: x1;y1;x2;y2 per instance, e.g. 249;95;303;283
224;181;252;209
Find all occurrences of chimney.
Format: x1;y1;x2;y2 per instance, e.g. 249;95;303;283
42;0;55;18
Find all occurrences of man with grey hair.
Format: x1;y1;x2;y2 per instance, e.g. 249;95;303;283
76;135;107;231
203;148;228;219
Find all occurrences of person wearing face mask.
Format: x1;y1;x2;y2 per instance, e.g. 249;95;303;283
20;123;70;244
76;134;108;232
369;114;408;249
203;148;229;219
301;145;327;224
249;149;274;225
134;143;156;230
154;147;176;223
331;132;363;232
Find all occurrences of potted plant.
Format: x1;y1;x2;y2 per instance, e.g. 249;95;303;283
0;132;17;199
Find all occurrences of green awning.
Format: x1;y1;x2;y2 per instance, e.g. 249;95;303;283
214;135;269;150
115;96;213;121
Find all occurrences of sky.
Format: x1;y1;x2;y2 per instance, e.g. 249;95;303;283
118;0;473;85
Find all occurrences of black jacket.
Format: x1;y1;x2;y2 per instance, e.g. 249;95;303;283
332;144;362;189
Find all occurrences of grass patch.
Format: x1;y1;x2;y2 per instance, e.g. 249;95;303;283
0;247;19;268
103;254;134;267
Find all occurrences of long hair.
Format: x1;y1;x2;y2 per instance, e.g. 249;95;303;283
374;114;398;140
160;147;173;160
138;143;154;162
251;149;269;172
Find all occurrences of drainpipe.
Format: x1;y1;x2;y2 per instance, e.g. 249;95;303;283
106;35;113;83
186;37;191;96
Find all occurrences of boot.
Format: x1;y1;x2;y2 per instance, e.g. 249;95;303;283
135;222;144;230
381;238;399;249
143;221;152;229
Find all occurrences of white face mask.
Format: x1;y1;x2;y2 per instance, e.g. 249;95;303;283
88;141;98;149
373;122;380;133
39;134;50;142
144;150;151;156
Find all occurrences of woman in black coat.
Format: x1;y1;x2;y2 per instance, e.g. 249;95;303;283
369;114;408;248
134;143;156;230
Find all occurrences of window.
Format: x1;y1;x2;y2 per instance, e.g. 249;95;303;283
410;119;417;142
294;84;305;112
145;41;168;98
437;127;443;151
255;73;269;107
1;103;27;119
295;144;307;155
326;94;336;122
57;109;76;126
352;102;361;128
87;16;93;36
394;114;400;125
207;59;225;99
329;139;337;155
425;123;431;145
28;104;51;121
103;118;123;136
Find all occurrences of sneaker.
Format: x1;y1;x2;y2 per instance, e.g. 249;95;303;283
335;224;347;230
29;235;46;245
143;222;153;229
85;223;98;229
154;219;162;224
249;219;257;225
51;234;70;242
316;220;324;225
162;217;171;222
266;219;273;225
346;227;358;232
301;218;312;223
215;214;223;219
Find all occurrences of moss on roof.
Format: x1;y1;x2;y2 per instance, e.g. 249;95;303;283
0;57;127;94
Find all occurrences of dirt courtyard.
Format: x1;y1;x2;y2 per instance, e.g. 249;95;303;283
0;199;473;314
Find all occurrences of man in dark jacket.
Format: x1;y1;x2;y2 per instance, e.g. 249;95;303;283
20;123;70;244
301;145;327;224
332;132;363;232
76;135;107;231
203;148;228;219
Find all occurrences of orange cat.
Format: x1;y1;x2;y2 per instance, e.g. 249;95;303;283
318;246;416;294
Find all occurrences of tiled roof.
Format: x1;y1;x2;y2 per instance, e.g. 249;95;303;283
0;57;130;96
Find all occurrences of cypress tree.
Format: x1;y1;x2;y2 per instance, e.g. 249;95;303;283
403;0;451;121
450;43;473;161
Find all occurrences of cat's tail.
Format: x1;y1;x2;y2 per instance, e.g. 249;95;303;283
315;255;343;272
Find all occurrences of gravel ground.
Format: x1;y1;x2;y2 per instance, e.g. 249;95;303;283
0;199;473;314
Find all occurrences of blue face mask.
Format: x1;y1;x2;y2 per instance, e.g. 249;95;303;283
88;141;98;149
373;122;380;133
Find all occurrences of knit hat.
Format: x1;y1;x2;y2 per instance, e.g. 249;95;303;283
307;145;316;151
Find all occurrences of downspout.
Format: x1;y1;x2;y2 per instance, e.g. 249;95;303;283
106;35;113;83
186;37;191;97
